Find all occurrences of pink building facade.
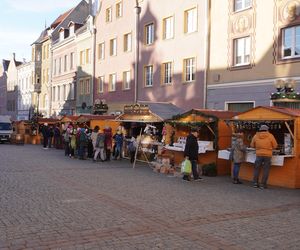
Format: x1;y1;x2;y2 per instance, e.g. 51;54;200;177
94;0;208;113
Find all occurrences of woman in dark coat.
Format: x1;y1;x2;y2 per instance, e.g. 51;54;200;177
231;132;246;184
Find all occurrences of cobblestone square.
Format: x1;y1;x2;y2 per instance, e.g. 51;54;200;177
0;144;299;249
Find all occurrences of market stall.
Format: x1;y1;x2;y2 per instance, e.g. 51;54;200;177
115;102;182;167
219;106;300;188
75;114;119;132
165;109;238;175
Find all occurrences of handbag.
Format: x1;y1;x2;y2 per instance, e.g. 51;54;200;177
181;159;192;174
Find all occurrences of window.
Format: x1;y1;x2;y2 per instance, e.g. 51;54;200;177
184;7;197;33
116;1;123;18
282;25;300;58
42;69;45;84
109;73;116;91
98;76;104;93
86;49;91;64
64;55;68;72
54;59;57;75
85;79;90;94
70;83;75;99
98;42;105;60
110;38;117;56
46;68;49;82
163;16;174;40
234;0;251;12
70;52;75;70
144;65;153;87
162;62;172;84
183;57;196;82
63;85;67;101
80;80;84;95
124;33;132;52
145;23;154;45
123;71;131;90
57;86;61;101
58;58;62;74
80;50;85;65
234;36;250;65
106;7;112;22
226;102;254;112
52;87;56;101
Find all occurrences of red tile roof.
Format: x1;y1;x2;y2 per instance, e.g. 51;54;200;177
51;8;73;29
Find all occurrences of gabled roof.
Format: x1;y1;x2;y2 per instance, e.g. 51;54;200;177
175;109;239;121
51;8;74;29
233;106;300;119
32;28;49;45
2;60;10;71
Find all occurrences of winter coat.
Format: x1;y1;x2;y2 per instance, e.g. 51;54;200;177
91;131;98;149
250;131;278;157
104;128;113;150
41;126;50;138
231;135;246;163
95;133;105;148
184;133;199;161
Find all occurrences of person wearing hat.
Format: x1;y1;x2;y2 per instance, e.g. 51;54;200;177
250;125;278;189
183;127;202;181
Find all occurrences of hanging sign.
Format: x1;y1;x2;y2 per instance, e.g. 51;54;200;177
124;104;150;115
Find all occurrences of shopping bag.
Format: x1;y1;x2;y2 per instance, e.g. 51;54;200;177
181;159;192;174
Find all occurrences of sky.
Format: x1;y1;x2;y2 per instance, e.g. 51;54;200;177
0;0;82;62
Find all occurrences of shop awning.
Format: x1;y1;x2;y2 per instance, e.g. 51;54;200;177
115;102;183;123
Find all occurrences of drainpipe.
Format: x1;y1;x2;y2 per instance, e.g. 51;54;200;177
134;1;141;104
203;0;211;109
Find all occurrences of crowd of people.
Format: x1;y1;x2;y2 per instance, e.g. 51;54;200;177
40;123;137;163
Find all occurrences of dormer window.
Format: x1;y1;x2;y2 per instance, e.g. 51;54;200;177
59;28;65;41
68;22;75;35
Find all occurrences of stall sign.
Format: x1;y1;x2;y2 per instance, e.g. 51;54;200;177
124;104;150;115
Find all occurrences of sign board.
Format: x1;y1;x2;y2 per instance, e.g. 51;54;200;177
124;104;150;115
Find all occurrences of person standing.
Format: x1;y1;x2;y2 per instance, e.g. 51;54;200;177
93;129;106;162
63;128;71;156
53;124;61;149
91;126;99;156
231;132;246;184
184;128;202;181
113;129;124;160
41;123;50;149
250;125;278;189
104;127;113;161
78;128;88;160
48;125;54;148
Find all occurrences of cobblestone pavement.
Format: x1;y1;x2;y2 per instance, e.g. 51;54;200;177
0;144;300;250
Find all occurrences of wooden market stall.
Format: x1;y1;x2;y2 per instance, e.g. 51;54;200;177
76;114;120;132
223;106;300;189
165;109;238;176
115;102;183;165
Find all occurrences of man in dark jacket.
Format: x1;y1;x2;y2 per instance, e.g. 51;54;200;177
184;128;202;181
41;123;50;149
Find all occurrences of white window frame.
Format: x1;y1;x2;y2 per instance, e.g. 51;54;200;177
110;38;117;56
124;33;132;52
234;0;252;12
109;73;116;91
70;52;75;70
106;7;112;22
98;76;104;93
282;25;300;59
123;70;131;90
144;65;153;87
162;62;172;85
98;42;105;60
85;78;90;94
116;1;123;18
163;16;174;40
184;7;197;34
183;57;196;82
64;55;68;72
145;23;154;45
233;36;251;66
225;101;255;111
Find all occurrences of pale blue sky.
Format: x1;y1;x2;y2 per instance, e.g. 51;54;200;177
0;0;81;62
